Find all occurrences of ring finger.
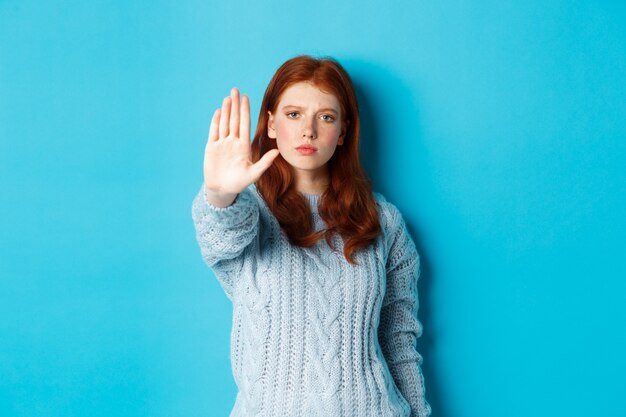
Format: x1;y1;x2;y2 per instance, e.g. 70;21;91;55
219;96;231;138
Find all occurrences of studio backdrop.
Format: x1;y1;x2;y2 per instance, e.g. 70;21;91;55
1;1;625;416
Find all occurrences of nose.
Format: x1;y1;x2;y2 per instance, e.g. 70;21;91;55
301;117;317;140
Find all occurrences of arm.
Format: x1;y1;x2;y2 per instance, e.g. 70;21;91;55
378;203;432;417
191;181;259;299
193;87;279;298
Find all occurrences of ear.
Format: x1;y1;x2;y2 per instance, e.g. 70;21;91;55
337;120;348;145
267;111;277;139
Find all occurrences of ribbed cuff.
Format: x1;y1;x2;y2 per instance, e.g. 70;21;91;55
192;183;256;227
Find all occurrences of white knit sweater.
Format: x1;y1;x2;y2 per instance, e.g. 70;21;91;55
191;182;431;417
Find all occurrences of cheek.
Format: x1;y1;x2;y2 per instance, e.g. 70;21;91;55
321;125;342;142
273;119;294;150
274;119;291;137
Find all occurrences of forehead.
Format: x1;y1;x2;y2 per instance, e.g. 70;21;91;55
277;81;341;110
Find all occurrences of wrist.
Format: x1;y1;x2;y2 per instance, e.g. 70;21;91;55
204;187;237;208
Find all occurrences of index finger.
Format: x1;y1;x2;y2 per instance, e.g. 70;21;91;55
240;94;250;141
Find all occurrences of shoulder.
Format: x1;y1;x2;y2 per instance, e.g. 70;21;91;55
249;183;270;213
372;191;404;234
248;183;283;232
373;191;418;263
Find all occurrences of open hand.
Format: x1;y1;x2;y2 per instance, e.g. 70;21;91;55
203;88;280;204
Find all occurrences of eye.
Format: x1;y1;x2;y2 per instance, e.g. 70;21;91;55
321;114;335;122
286;111;299;118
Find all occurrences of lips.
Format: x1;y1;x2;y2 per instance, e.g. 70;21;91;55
295;144;317;155
296;144;318;151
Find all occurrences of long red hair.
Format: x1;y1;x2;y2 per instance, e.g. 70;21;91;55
251;55;381;265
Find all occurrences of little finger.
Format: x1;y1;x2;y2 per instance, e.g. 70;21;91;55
208;108;220;142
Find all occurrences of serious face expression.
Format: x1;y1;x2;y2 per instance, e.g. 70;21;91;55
267;81;345;178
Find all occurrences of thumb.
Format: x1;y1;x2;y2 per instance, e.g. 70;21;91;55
250;149;280;182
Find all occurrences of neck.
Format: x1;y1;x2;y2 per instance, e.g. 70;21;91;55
293;167;329;195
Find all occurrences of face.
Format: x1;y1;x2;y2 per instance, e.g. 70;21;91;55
267;81;345;180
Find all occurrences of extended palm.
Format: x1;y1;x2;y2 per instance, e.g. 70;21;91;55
204;88;280;196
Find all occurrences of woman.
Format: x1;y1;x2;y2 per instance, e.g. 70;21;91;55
192;55;431;417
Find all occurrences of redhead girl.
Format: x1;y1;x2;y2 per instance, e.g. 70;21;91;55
192;55;431;417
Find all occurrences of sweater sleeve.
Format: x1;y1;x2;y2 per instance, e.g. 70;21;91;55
191;182;260;299
378;202;432;417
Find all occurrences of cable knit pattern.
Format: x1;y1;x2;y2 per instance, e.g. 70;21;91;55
192;182;431;417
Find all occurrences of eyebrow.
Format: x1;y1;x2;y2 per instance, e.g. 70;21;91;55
281;105;339;114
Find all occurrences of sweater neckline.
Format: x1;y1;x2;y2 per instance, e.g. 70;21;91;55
300;192;321;214
252;184;321;214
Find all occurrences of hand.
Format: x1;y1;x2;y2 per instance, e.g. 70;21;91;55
203;88;280;206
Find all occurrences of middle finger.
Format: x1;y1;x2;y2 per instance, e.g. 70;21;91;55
229;88;240;138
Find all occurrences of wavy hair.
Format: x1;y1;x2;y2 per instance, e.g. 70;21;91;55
251;55;381;265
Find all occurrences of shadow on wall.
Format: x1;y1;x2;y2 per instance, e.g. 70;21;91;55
348;59;448;417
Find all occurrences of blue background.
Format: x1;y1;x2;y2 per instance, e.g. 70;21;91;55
1;1;625;416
